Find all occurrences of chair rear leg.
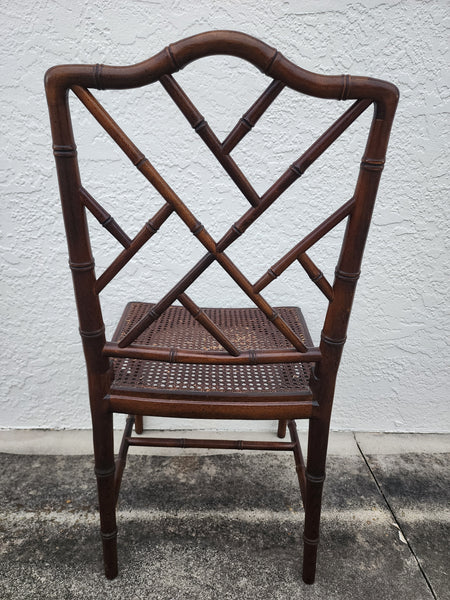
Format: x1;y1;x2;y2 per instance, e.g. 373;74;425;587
93;411;118;579
302;417;329;585
277;419;287;438
134;414;144;434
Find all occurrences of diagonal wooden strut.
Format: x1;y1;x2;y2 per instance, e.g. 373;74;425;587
73;84;370;356
72;85;218;256
178;293;240;356
117;100;370;349
160;74;260;207
253;197;355;293
297;254;334;302
80;187;131;249
96;203;174;293
222;79;285;154
216;98;372;253
118;245;308;353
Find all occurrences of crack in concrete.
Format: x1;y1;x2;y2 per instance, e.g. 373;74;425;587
354;433;438;600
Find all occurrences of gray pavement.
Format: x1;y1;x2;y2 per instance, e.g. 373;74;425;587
0;431;448;599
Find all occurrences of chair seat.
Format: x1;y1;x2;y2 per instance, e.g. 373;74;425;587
110;302;314;401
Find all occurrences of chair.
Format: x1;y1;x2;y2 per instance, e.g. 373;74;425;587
45;31;398;584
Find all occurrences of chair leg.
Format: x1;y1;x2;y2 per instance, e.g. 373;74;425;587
134;414;143;434
277;419;287;438
302;418;329;585
93;411;118;580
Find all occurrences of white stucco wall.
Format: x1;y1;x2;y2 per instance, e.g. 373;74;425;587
1;0;449;432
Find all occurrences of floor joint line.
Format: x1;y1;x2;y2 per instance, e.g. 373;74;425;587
354;433;437;600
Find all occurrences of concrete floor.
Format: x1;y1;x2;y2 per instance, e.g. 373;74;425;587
0;430;448;599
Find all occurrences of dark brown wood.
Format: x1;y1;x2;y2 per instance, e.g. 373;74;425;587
288;419;307;505
104;341;320;364
80;187;131;249
108;393;316;421
253;196;355;293
222;79;285;154
114;414;134;501
45;30;398;586
215;99;370;254
297;253;334;302
161;74;260;207
177;293;240;356
134;414;144;434
126;436;297;451
277;419;287;439
96;203;174;293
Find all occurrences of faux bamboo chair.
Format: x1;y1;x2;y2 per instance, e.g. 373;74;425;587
45;31;398;584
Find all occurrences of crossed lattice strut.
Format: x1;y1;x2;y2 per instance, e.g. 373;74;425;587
72;74;372;358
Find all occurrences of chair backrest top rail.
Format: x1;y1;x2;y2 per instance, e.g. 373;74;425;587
45;30;398;110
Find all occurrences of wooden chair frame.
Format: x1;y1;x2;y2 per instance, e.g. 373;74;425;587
45;31;398;584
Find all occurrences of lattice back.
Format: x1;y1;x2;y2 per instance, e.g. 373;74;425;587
46;31;398;367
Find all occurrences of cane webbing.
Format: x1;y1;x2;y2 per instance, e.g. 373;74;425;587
111;302;313;397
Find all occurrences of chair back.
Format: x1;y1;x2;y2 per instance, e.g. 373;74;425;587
45;31;398;373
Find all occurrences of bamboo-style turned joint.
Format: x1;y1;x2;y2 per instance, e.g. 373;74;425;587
191;221;205;236
69;260;95;272
178;293;240;356
252;269;279;294
194;119;207;133
339;74;351;100
145;220;158;234
222;79;285;154
252;197;355;295
321;333;347;346
303;535;320;546
104;341;321;364
95;204;174;294
306;472;326;484
95;466;115;478
290;164;304;177
264;49;279;76
148;308;161;321
134;156;148;169
53;144;77;157
335;269;360;282
100;530;118;541
93;63;105;89
361;158;385;171
124;436;298;451
79;326;105;338
298;254;334;302
160;73;261;208
268;311;280;323
80;187;131;249
166;45;180;71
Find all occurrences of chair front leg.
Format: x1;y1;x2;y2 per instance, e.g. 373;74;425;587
302;417;329;584
92;409;118;579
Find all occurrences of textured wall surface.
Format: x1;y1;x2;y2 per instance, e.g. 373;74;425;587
1;0;449;431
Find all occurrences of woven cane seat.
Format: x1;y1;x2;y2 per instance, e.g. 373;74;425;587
111;302;313;399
